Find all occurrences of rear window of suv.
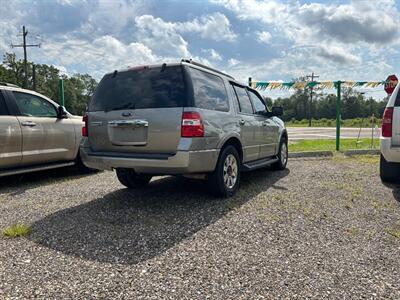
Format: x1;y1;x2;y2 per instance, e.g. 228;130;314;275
189;68;229;112
89;65;186;111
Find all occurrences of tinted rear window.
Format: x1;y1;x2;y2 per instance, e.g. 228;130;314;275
189;68;229;112
89;66;186;111
0;92;9;115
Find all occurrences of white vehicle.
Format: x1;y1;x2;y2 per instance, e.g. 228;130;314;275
380;83;400;182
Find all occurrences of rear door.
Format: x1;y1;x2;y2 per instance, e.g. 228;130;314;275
11;91;76;165
247;89;279;157
0;90;22;168
87;65;187;155
231;84;259;162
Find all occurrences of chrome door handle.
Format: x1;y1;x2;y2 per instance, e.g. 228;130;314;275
239;119;246;125
21;121;37;127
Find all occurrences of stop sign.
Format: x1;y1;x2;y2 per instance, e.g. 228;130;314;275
385;74;398;95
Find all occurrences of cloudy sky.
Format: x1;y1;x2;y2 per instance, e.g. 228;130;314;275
1;0;399;99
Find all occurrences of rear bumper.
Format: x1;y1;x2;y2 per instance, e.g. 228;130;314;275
80;147;220;174
380;137;400;162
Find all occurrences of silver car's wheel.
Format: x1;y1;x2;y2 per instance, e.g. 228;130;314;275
208;145;241;197
280;142;288;165
272;137;288;170
223;154;238;189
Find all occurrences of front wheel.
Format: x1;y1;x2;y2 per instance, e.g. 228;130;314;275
208;145;241;197
116;168;152;189
272;137;288;170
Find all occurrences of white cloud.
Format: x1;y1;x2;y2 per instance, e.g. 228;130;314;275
43;35;159;79
179;12;237;42
256;31;272;44
134;15;191;58
202;48;223;61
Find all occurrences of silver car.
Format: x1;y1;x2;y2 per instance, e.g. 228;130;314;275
0;83;86;177
81;60;288;196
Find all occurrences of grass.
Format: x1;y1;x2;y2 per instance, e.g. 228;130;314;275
289;138;379;152
3;224;32;238
385;228;400;239
286;118;381;128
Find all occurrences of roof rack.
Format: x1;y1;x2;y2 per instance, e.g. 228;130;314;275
0;82;20;88
181;59;235;80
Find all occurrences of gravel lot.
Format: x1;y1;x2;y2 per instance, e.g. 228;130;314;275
0;156;399;299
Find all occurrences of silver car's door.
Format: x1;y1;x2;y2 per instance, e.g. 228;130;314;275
11;91;76;165
0;91;22;168
231;84;259;162
247;89;279;158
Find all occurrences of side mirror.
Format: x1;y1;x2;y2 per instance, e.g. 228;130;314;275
57;106;68;119
271;106;283;117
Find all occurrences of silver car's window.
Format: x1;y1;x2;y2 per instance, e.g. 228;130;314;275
189;68;229;112
248;89;266;114
232;85;253;114
0;92;9;115
13;92;57;118
90;66;186;112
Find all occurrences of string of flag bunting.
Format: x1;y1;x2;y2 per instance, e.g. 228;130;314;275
251;80;392;91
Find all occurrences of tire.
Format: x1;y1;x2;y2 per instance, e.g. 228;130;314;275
380;154;400;183
116;168;152;189
208;145;241;197
272;137;288;170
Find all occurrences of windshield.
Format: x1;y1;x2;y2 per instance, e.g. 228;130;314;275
89;65;186;111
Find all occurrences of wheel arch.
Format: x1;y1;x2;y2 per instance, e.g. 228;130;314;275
220;136;243;163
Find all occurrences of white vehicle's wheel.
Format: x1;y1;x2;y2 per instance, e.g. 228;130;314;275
380;154;400;183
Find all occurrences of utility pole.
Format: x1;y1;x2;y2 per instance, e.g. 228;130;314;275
11;26;40;88
306;72;319;127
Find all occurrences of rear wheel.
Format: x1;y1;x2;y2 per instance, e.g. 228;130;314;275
380;154;400;183
116;168;152;188
272;137;288;170
208;145;241;197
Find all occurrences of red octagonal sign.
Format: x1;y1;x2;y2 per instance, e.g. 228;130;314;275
385;74;398;95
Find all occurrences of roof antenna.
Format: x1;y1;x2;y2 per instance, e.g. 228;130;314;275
161;63;167;72
112;70;118;78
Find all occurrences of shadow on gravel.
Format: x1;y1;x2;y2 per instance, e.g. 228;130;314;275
391;185;400;202
0;167;97;196
29;167;289;265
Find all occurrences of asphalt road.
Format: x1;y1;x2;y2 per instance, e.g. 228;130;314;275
287;126;381;140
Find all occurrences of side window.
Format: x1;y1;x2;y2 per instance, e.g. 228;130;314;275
232;85;253;114
13;92;57;118
0;92;9;116
190;68;229;112
248;89;266;114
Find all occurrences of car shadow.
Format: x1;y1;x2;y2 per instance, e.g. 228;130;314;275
28;167;290;265
391;185;400;202
0;167;97;196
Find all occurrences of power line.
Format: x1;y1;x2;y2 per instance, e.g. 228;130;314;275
11;26;41;88
306;72;319;127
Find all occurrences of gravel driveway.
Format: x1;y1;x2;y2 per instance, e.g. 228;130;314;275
0;156;399;299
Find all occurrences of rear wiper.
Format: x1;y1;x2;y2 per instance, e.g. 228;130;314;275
106;102;136;112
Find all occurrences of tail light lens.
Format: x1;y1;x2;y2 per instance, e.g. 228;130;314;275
82;114;88;137
382;107;393;137
181;112;204;137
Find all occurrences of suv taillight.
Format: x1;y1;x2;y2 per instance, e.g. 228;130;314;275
382;107;393;138
82;114;88;137
181;112;204;137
